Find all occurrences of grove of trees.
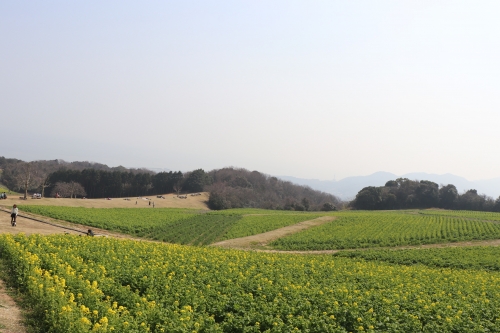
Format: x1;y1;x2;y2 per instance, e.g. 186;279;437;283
351;178;500;212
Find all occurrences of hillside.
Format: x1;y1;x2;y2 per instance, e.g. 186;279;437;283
207;168;340;211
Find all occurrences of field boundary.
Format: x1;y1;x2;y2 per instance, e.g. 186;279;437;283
218;238;500;255
211;216;336;249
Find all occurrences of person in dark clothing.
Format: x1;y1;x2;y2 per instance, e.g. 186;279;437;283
11;205;18;226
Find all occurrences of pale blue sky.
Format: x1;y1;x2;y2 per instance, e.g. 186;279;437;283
1;1;500;180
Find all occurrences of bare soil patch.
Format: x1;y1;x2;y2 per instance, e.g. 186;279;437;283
0;210;82;236
212;216;336;249
0;192;209;210
0;279;26;333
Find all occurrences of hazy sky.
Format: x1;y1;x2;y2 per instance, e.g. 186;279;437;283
2;1;500;181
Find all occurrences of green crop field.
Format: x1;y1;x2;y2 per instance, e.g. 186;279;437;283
221;213;325;240
141;214;242;245
20;206;200;234
19;206;327;245
1;233;500;333
334;246;500;271
20;206;500;251
271;211;500;250
418;209;500;221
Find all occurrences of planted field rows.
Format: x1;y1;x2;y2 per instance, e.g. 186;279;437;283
334;246;500;272
19;206;325;245
418;209;500;222
221;213;325;240
1;234;500;333
271;211;500;250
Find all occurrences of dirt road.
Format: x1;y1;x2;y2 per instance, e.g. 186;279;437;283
212;216;336;249
0;210;83;236
0;279;25;333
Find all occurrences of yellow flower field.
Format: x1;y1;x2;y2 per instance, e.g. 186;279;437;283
1;233;499;332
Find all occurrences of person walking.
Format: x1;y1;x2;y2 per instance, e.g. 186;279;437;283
10;204;18;226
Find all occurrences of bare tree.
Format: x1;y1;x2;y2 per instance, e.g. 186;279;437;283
38;173;51;198
68;181;86;198
173;181;182;196
8;162;41;199
52;181;86;198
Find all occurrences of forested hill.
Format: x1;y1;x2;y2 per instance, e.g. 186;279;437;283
0;156;151;174
206;168;340;211
0;157;340;211
351;178;500;212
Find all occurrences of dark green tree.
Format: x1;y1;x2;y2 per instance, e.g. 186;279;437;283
353;186;383;210
439;184;458;209
416;180;439;208
184;169;211;192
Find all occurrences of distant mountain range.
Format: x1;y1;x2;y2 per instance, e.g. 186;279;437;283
279;172;500;201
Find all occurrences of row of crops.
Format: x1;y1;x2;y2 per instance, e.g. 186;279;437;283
2;233;500;332
221;213;325;240
18;206;200;234
141;214;241;245
334;246;500;271
19;206;326;245
271;211;500;250
418;209;500;221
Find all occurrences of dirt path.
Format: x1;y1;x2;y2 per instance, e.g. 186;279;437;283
0;280;26;333
0;210;84;236
212;216;336;249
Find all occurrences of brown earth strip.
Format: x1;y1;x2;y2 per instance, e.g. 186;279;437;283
0;279;26;333
0;209;83;236
211;216;336;249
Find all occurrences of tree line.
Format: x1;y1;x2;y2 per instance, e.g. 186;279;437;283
0;157;340;211
351;178;500;212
